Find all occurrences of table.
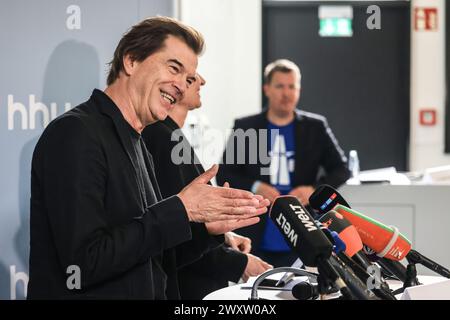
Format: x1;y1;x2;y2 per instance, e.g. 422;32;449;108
203;275;447;300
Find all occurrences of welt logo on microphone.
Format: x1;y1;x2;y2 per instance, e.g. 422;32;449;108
289;204;318;232
273;198;318;247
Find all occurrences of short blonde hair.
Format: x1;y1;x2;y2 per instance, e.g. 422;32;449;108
264;59;301;85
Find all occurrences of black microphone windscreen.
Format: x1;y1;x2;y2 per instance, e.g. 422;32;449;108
269;196;333;267
292;282;319;300
318;210;352;234
309;185;350;214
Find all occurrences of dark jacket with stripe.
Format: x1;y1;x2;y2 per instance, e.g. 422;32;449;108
216;109;350;251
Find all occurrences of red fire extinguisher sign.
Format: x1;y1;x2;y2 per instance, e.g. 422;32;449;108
414;7;438;31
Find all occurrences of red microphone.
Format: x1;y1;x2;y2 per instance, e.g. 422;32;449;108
334;204;412;261
318;210;363;258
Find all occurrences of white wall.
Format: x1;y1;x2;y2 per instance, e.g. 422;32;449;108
410;0;448;171
176;0;262;168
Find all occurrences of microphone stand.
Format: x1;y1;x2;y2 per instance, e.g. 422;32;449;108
317;259;355;300
250;267;318;300
407;249;450;278
400;249;450;292
402;261;421;291
316;267;336;298
390;261;421;295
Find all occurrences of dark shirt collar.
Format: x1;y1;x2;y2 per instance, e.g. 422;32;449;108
162;116;181;130
91;88;140;138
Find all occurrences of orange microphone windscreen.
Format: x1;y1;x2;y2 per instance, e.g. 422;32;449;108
334;204;412;261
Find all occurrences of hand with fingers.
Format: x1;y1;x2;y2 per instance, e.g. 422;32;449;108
205;181;267;235
255;182;280;204
241;254;273;282
178;164;270;224
288;185;315;205
224;232;251;253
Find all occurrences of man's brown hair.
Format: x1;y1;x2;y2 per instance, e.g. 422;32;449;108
107;16;204;85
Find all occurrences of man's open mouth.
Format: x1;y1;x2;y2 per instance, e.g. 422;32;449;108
160;91;176;105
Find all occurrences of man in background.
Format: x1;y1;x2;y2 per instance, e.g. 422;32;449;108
217;59;350;267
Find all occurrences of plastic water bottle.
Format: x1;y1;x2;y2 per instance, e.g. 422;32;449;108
348;150;360;178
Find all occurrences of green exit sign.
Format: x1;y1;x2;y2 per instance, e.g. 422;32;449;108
318;5;353;37
319;18;353;37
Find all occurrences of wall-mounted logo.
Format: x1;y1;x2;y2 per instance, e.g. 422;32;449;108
9;264;81;299
7;95;72;130
10;265;28;300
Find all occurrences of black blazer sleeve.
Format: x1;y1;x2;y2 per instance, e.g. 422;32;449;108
36;116;192;289
142;123;224;268
315;117;351;188
180;246;248;283
216;120;258;191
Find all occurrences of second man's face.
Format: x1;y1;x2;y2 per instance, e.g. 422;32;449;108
182;73;206;110
264;71;300;117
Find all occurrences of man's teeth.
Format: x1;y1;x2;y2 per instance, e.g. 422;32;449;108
161;92;176;104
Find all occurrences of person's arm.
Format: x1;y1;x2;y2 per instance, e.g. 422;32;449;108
216;120;259;191
40;116;192;290
174;174;268;267
179;246;272;284
241;253;273;282
179;245;249;283
174;222;224;268
143;125;224;267
317;118;351;188
143;124;264;268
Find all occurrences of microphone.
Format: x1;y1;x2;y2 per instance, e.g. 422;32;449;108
269;196;354;299
319;210;364;258
335;205;419;287
321;226;394;300
335;204;450;279
363;242;409;282
249;267;318;300
328;230;347;254
310;185;410;282
270;196;333;267
292;282;320;300
406;250;450;278
334;204;411;261
309;184;350;215
318;210;376;274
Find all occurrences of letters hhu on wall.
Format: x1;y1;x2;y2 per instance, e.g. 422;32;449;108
7;95;72;130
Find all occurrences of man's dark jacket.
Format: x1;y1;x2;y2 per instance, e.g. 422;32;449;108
216;109;350;250
28;90;220;299
142;117;248;299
